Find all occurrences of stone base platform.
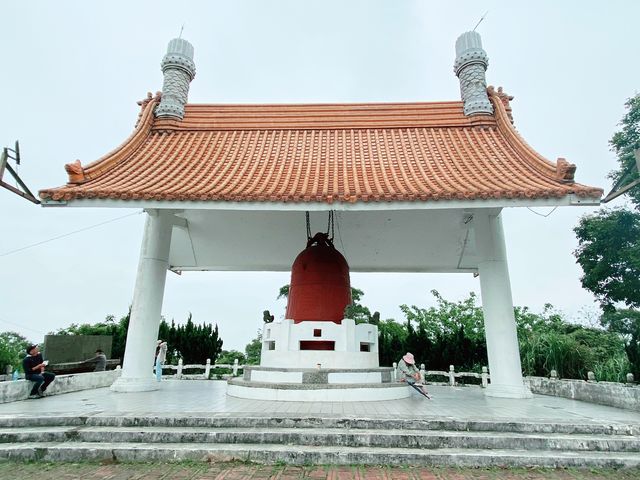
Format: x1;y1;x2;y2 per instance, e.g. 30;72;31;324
227;378;410;402
230;366;409;401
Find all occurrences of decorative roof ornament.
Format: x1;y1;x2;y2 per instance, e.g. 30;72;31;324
155;38;196;120
555;158;576;182
488;86;514;123
454;32;493;116
136;91;162;127
64;159;85;183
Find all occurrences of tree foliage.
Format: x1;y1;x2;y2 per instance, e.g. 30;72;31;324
573;95;640;380
609;94;640;206
53;311;130;361
0;331;31;373
574;94;640;309
264;284;633;382
574;209;640;309
158;314;223;364
217;350;246;365
56;311;224;366
600;308;640;378
244;332;262;365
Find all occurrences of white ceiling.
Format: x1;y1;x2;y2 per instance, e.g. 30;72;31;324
168;208;498;273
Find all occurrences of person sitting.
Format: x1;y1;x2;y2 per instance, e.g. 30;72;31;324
397;352;430;398
22;344;56;399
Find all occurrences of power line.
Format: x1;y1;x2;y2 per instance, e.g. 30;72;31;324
0;314;46;337
526;206;558;218
0;210;143;258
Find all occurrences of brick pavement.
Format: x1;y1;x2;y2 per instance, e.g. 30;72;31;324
0;462;636;480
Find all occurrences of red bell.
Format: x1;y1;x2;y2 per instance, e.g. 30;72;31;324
286;232;351;324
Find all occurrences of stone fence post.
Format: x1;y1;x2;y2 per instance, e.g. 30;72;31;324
204;359;211;379
449;365;456;386
420;364;426;381
481;366;489;388
233;359;239;377
177;359;183;379
392;362;397;381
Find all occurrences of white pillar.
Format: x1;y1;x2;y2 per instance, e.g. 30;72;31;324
474;212;532;399
111;210;173;392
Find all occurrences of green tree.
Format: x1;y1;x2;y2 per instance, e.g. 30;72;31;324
377;319;408;367
244;332;262;365
573;94;640;379
516;304;629;381
609;94;640;206
53;310;130;361
600;308;640;378
574;209;640;309
398;290;486;372
0;331;31;373
55;310;223;366
165;313;224;364
217;350;246;365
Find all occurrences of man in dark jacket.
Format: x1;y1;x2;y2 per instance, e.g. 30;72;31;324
22;344;55;399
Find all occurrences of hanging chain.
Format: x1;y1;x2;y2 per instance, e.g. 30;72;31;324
325;211;334;240
305;210;334;241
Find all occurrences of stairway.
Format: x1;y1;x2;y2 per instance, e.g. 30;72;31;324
0;414;639;467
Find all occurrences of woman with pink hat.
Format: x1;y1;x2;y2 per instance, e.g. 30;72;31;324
397;352;430;398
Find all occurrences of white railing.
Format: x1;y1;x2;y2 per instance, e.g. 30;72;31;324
158;358;489;387
160;358;244;379
392;362;490;388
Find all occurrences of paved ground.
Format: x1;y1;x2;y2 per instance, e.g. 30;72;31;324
1;380;639;425
1;381;639;476
0;462;636;479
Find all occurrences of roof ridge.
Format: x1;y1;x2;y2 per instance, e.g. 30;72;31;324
488;87;565;181
61;94;160;185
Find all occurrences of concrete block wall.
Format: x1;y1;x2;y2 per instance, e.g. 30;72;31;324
0;369;121;403
525;376;640;411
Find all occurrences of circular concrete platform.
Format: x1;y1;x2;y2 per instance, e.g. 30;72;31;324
228;366;410;401
227;378;411;401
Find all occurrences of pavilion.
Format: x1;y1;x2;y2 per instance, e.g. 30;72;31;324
39;32;602;399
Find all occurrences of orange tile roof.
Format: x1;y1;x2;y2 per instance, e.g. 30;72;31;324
39;88;603;204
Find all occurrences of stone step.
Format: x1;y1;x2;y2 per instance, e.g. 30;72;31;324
2;415;636;436
2;426;638;452
0;441;639;468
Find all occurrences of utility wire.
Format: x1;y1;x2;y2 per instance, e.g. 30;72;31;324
0;314;47;337
526;206;558;218
0;210;143;258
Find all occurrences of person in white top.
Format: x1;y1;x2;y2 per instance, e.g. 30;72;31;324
155;340;168;382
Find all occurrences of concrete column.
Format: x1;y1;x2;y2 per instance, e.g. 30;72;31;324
474;212;532;398
111;210;173;392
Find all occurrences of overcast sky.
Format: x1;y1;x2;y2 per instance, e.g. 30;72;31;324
1;1;637;353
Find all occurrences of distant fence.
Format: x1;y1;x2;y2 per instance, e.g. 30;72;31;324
159;359;243;379
158;359;490;387
392;362;490;388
